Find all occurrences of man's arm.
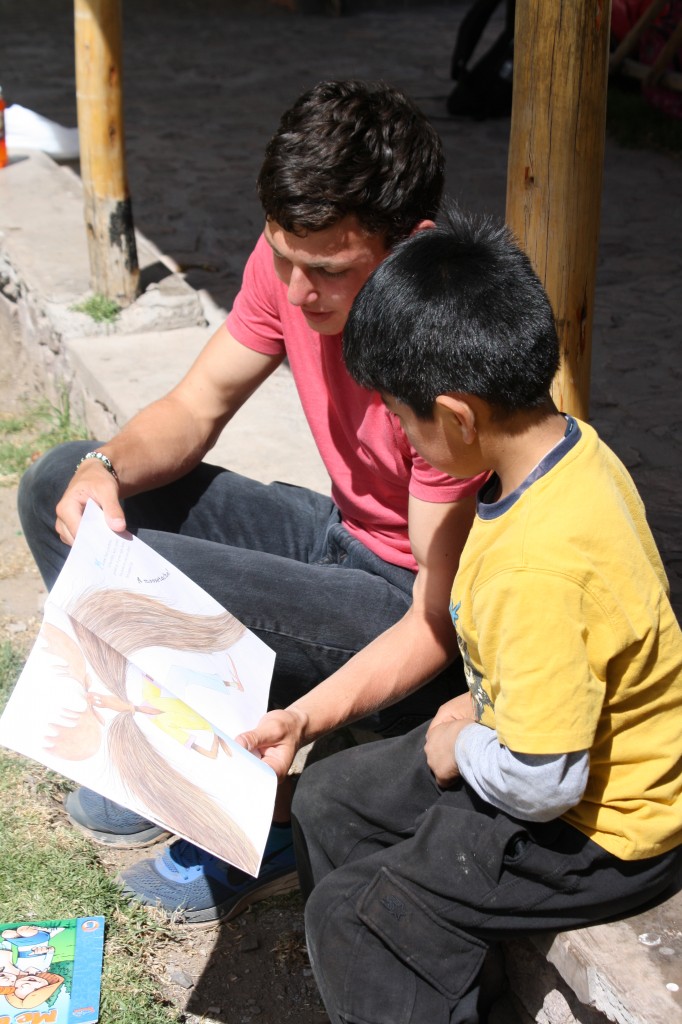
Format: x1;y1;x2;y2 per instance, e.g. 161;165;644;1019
55;322;284;544
237;491;476;778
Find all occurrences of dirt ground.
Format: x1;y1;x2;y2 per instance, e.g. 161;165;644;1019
0;341;329;1024
101;852;326;1024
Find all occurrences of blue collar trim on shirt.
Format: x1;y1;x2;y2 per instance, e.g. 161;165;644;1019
477;415;581;520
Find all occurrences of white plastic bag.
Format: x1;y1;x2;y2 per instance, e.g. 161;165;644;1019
5;103;79;160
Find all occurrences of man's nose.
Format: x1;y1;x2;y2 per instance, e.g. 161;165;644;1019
287;266;317;307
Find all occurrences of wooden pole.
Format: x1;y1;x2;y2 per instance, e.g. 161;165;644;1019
505;0;611;418
74;0;139;306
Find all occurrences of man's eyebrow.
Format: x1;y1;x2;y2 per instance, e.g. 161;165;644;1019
264;234;350;272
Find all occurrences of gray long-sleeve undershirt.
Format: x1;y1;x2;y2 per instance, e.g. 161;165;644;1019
455;722;589;821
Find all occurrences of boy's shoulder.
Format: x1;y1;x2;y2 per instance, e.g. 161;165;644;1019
554;420;654;541
469;417;667;594
530;418;642;520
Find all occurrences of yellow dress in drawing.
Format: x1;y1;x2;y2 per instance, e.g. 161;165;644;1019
139;677;232;758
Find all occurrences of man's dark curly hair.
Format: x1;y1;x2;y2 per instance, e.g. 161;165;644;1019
257;80;444;248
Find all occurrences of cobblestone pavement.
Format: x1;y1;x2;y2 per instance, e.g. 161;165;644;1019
3;0;680;621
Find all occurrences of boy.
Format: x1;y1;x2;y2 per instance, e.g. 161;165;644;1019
18;82;483;923
240;210;682;1021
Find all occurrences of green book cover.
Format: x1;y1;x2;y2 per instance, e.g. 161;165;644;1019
0;917;104;1024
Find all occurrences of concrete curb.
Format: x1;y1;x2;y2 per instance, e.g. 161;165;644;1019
0;150;329;491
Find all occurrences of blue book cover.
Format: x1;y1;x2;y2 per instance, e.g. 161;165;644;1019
0;917;104;1024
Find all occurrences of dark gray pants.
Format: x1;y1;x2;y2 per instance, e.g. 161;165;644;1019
292;724;682;1024
18;440;464;732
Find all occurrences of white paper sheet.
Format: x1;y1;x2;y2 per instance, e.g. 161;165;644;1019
0;502;278;877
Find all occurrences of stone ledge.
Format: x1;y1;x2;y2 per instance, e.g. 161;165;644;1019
0;151;205;337
505;888;682;1024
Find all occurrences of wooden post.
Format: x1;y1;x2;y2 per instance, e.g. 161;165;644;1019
505;0;611;418
74;0;139;305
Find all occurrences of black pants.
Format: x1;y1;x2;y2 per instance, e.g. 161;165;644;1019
292;724;681;1024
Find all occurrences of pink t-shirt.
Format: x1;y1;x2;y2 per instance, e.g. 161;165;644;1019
226;234;485;571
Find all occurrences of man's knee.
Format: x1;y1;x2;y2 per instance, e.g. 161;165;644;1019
19;439;90;519
17;440;93;588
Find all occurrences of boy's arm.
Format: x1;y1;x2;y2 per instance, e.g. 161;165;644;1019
55;322;284;544
436;567;604;819
237;492;476;777
426;718;589;820
456;727;589;820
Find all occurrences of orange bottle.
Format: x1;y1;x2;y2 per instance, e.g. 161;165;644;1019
0;86;7;168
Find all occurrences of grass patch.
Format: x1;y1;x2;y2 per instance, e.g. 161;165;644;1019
607;79;682;156
0;392;88;484
0;397;179;1022
71;294;121;324
0;639;182;1023
0;640;25;701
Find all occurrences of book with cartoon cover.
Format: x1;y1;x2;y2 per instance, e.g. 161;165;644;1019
0;501;278;878
0;917;104;1024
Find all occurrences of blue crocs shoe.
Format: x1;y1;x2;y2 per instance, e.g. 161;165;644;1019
64;787;171;848
118;822;298;927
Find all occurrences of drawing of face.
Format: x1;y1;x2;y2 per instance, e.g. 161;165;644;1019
3;969;64;1010
13;974;49;1000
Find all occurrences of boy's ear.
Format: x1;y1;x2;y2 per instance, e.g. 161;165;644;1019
435;394;477;444
409;219;437;236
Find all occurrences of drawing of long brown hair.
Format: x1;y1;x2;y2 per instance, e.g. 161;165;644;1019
46;588;260;875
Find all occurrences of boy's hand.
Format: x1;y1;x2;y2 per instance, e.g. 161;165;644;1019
428;691;475;732
424;718;474;788
236;707;308;780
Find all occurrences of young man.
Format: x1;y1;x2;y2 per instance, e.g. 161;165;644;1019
18;81;484;925
240;211;682;1022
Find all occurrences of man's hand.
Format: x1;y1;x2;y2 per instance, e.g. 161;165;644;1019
55;461;126;546
236;707;308;780
424;718;474;788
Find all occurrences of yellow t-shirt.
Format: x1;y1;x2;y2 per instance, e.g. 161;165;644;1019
451;418;682;860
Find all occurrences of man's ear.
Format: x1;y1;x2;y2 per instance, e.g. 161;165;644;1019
435;394;477;444
409;219;437;236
